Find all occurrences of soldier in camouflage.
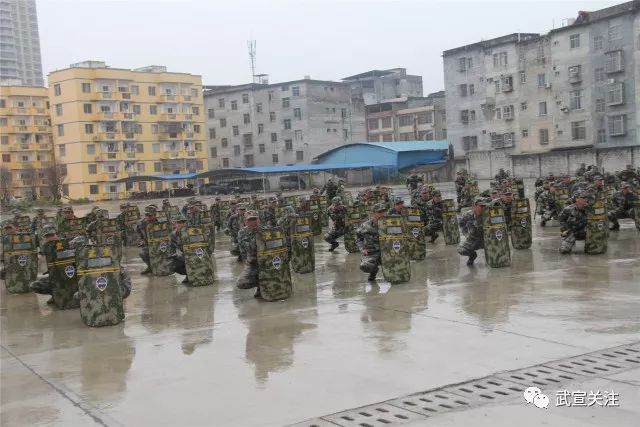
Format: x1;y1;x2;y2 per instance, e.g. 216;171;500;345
277;206;297;250
499;191;513;228
356;203;386;282
387;197;404;215
558;191;590;254
455;170;468;205
136;206;158;274
210;197;222;231
406;171;424;192
168;216;190;284
534;180;550;208
85;209;108;243
586;175;607;201
413;187;431;219
185;202;202;226
324;196;347;251
424;190;444;243
608;182;637;231
320;178;338;203
236;210;262;298
226;204;247;261
0;221;17;281
85;206;101;225
260;198;278;227
57;205;76;229
538;182;560;226
458;181;475;211
457;197;490;266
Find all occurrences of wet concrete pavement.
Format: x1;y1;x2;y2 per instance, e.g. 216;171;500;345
1;185;640;427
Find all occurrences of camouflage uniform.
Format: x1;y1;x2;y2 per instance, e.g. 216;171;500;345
558;203;588;254
136;211;157;273
210;200;222;231
260;204;278;227
454;173;467;204
226;209;246;258
457;207;485;265
324;198;347;250
406;174;423;192
321;179;338;203
168;224;189;282
424;197;444;242
608;188;637;230
276;206;297;250
356;217;382;280
236;225;259;290
537;189;560;225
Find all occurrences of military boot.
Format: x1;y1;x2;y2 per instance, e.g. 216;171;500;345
141;267;152;275
429;233;439;243
466;252;477;266
367;272;377;282
329;242;339;251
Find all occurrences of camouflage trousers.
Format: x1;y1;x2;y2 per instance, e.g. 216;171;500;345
139;247;150;269
230;236;240;256
237;260;259;289
559;231;586;254
541;208;559;223
359;252;381;275
171;255;187;276
0;266;5;280
425;221;443;239
30;274;53;295
324;226;345;244
607;208;631;227
457;238;484;257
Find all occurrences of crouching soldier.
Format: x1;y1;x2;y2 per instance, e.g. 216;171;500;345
424;190;444;243
356;203;386;282
236;210;262;298
325;196;346;251
457;197;490;266
608;182;637;231
168;215;190;284
558;191;589;254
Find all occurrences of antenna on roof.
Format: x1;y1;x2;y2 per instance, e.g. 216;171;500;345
248;40;257;84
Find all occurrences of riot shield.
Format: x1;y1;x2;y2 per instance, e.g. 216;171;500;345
442;199;460;245
166;205;181;222
156;211;168;223
256;228;292;301
585;201;608;255
59;218;86;242
76;245;124;327
146;222;173;276
319;199;329;227
290;215;315;274
510;199;532;249
378;216;411;284
308;199;322;236
482;205;511;268
555;188;570;210
43;239;79;309
402;207;425;261
36;216;57;247
344;207;364;253
3;232;38;293
124;206;141;246
96;218;122;261
15;215;31;233
199;209;216;253
514;178;525;199
182;226;215;286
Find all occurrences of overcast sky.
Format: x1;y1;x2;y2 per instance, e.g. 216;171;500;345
38;0;622;93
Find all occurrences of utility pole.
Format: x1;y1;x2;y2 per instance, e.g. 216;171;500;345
247;40;257;83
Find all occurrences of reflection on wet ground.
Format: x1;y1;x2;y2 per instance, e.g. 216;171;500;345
1;186;639;426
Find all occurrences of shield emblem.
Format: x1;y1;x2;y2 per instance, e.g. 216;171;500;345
520;218;528;227
411;227;420;238
301;237;309;248
313;214;318;220
195;248;205;258
392;240;401;251
272;256;282;270
64;265;76;278
450;216;457;224
17;255;28;267
95;276;108;291
495;230;504;241
597;221;605;231
159;242;168;252
106;236;114;244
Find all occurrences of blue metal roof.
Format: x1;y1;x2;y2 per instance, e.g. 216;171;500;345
156;173;197;179
242;162;393;174
371;140;449;152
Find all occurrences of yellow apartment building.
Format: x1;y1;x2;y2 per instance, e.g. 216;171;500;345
47;61;208;201
0;84;54;201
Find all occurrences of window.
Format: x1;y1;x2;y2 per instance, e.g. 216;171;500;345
522;129;529;138
281;85;289;91
469;110;476;121
152;143;160;153
154;162;161;172
258;143;265;153
256;103;262;113
571;121;586;140
502;75;513;91
83;103;92;114
54;84;61;96
282;98;290;108
232;125;239;136
570;90;584;110
2;154;10;162
296;151;304;161
605;50;624;73
608;115;626;136
57;124;64;137
133;104;141;115
595;67;605;82
209;128;216;139
194;124;201;134
462;136;477;151
268;91;274;101
271;132;277;142
493;51;508;67
606;82;624;105
537;73;546;87
285;140;293;150
207;108;215;119
399;115;413;126
496;108;502;120
148;86;156;96
503;105;514;120
218;98;225;108
381;117;392;128
283;119;292;130
222;158;229;167
494;80;500;92
258;123;264;134
149;105;157;115
520;102;527;111
293;108;302;120
597;129;607;143
219;118;226;128
210;147;217;157
295;130;303;141
231;100;237;110
608;24;621;40
84;124;94;134
89;185;99;195
55;104;62;116
88;164;97;174
243;133;253;148
292;86;300;96
131;85;139;95
242;93;249;103
459;84;468;97
458;57;472;71
272;154;279;163
368;118;379;130
81;82;91;93
233;145;240;156
539;129;549;144
568;65;581;80
221;138;228;148
519;71;526;84
0;136;7;145
596;98;605;112
270;112;276;122
569;34;580;49
137;163;145;173
538;101;547;116
243;113;250;124
594;35;604;50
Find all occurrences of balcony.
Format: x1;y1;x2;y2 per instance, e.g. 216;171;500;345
123;132;137;140
184;132;194;139
122;112;135;120
159;132;181;139
8;143;51;152
13;107;29;115
181;95;192;103
17;162;35;169
97;172;119;181
99;111;122;120
161;151;181;159
32;107;47;115
125;151;137;159
160;94;177;102
97;91;114;100
159;113;178;121
568;72;582;84
95;131;119;140
34;125;49;133
183;113;193;121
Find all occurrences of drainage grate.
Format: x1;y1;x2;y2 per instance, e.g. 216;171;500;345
495;366;584;388
544;354;631;377
442;377;526;405
586;344;640;367
322;403;425;426
288;418;340;427
386;390;471;417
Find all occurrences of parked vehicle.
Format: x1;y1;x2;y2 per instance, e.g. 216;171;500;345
279;175;306;191
202;183;240;195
